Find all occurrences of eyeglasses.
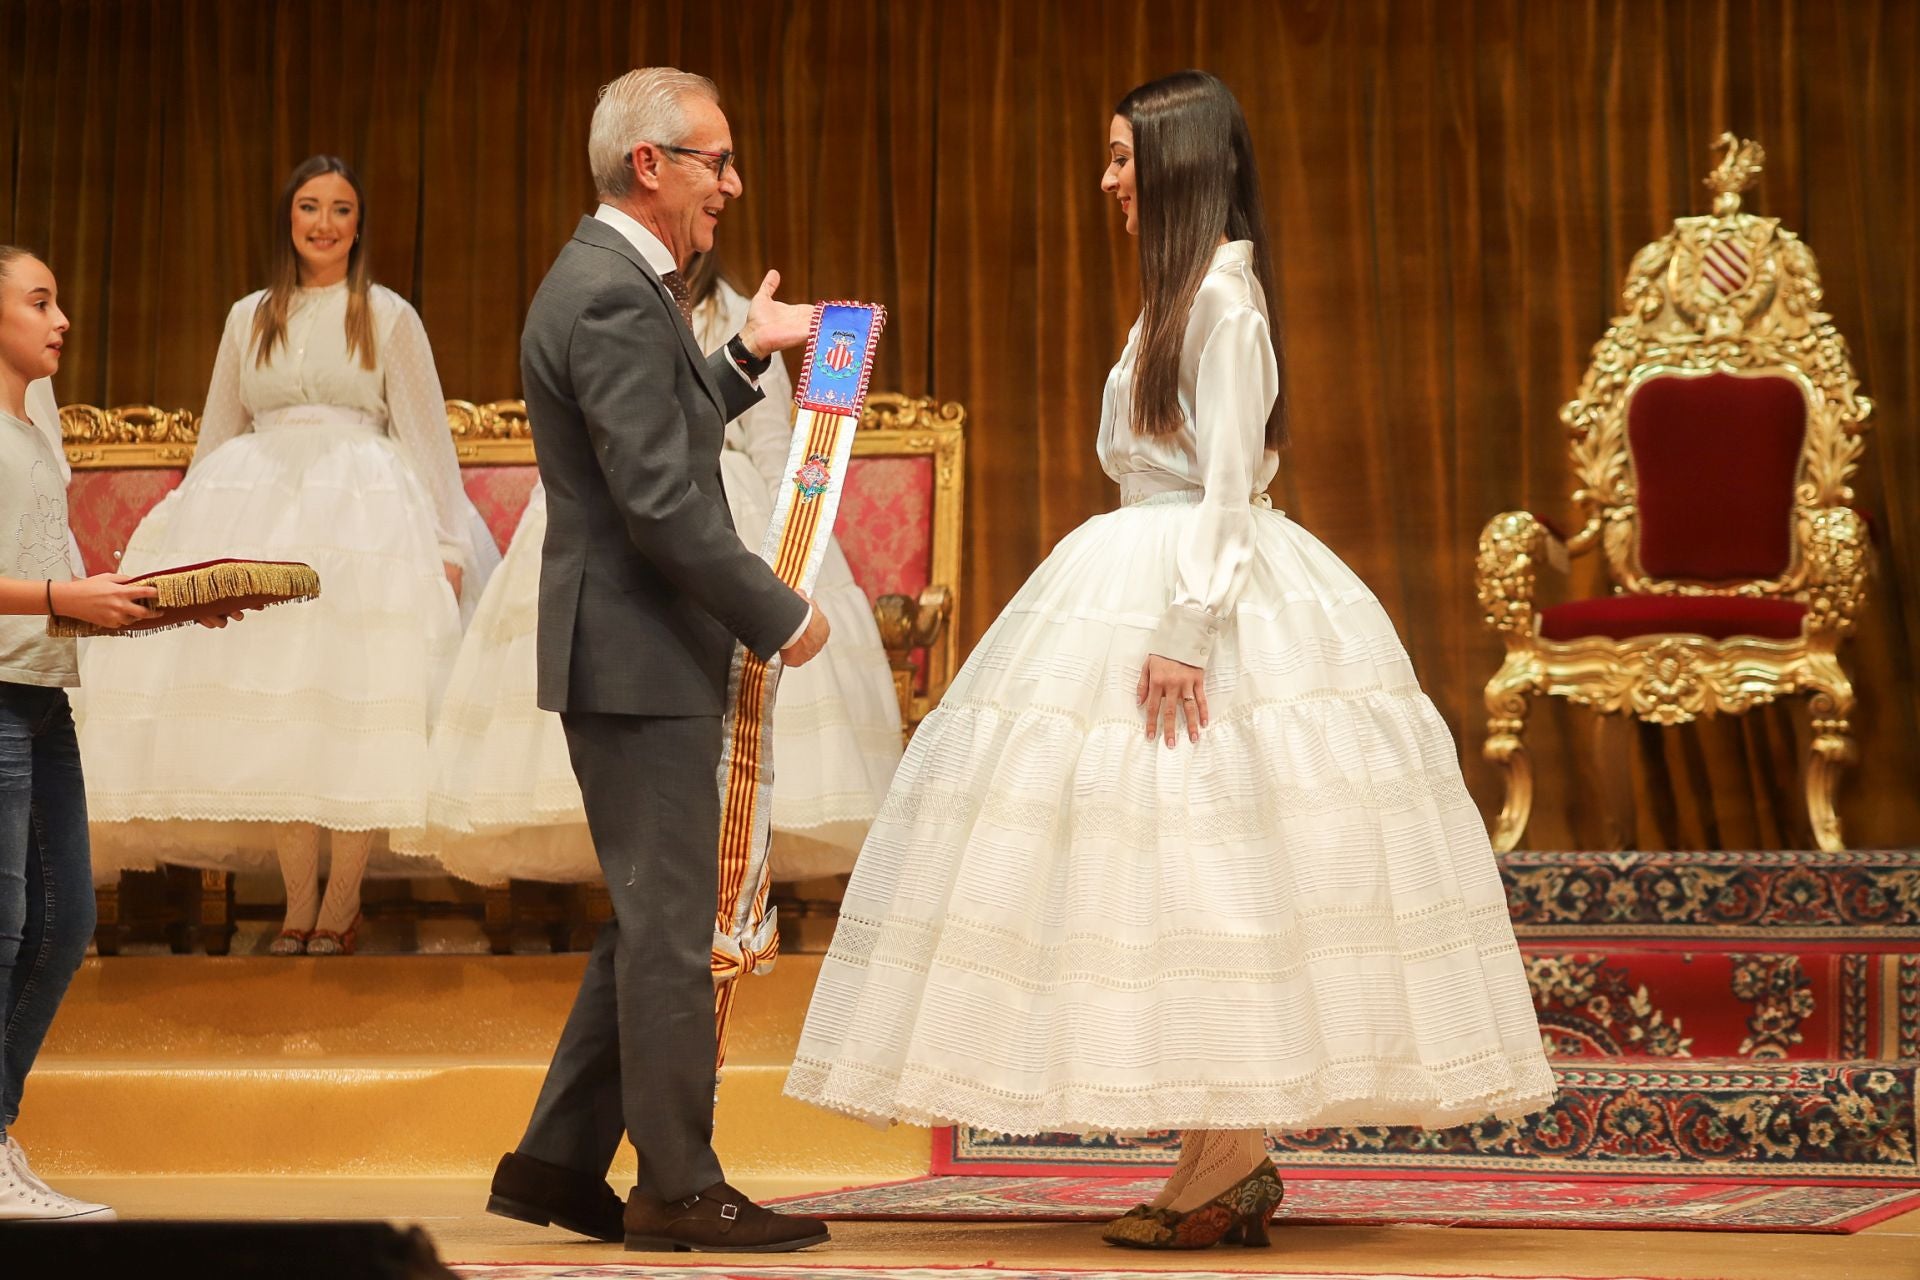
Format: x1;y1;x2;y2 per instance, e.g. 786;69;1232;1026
657;145;735;180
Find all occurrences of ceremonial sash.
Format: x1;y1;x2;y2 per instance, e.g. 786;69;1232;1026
712;302;886;1069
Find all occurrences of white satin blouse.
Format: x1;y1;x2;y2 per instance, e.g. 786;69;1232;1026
1096;239;1281;668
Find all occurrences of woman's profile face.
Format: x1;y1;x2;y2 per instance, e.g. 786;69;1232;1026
289;172;360;283
1101;114;1138;236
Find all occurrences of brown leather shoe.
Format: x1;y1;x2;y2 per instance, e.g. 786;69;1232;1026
486;1151;623;1242
624;1180;831;1252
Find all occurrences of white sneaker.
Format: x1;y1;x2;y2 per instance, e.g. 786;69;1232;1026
0;1136;116;1221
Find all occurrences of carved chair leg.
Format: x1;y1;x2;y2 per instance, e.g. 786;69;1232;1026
196;870;234;956
1805;670;1858;853
93;876;123;957
573;881;613;952
483;883;515;955
1484;681;1534;853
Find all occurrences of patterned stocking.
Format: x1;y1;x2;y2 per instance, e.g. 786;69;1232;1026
273;823;322;934
317;829;373;934
1148;1132;1207;1209
1165;1128;1268;1214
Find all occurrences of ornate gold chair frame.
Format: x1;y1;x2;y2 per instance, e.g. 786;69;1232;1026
1476;136;1873;852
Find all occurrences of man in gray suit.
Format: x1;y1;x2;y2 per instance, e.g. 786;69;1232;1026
486;67;833;1254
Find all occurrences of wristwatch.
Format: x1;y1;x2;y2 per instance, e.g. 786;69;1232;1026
726;333;773;378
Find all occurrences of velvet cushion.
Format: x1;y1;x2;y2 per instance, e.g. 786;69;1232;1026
66;468;185;576
1628;372;1806;582
1540;595;1807;642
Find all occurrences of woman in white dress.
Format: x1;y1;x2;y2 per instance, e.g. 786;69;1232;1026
79;155;498;956
785;72;1553;1250
415;255;902;885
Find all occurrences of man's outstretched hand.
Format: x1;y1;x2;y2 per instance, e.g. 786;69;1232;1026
738;270;813;358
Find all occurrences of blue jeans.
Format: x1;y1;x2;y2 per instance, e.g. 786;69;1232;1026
0;683;94;1138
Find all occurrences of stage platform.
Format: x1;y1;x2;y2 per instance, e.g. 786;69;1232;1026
16;953;924;1182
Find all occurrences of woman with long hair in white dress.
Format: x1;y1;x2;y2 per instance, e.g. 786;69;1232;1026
413;253;902;887
79;155;498;956
785;71;1553;1250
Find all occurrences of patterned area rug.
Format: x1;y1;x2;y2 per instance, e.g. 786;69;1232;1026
456;1269;1653;1280
1499;849;1920;942
938;1059;1919;1181
768;1173;1920;1233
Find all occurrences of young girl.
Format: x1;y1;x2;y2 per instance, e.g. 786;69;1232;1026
0;245;155;1220
79;156;497;956
786;72;1553;1250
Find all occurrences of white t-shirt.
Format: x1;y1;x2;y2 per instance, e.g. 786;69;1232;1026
0;410;77;686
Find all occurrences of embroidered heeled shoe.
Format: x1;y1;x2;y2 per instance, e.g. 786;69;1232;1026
305;914;361;957
268;929;310;957
1101;1159;1284;1250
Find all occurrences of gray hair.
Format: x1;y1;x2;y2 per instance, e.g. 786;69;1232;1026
589;67;720;200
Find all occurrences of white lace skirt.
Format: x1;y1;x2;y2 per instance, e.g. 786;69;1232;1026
412;466;903;885
785;494;1555;1137
79;420;465;873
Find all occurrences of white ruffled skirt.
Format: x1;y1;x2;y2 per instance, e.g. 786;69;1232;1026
79;415;485;874
785;492;1555;1136
411;459;903;885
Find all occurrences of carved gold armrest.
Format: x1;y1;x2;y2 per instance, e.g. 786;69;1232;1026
1803;506;1871;637
1476;511;1578;636
873;585;952;657
871;586;953;728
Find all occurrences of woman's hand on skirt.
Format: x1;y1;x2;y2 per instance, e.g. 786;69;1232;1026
1137;654;1208;748
443;562;464;599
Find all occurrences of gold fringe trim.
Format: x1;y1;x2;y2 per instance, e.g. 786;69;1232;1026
48;561;322;638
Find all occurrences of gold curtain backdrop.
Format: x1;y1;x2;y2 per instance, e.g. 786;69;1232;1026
3;0;1914;848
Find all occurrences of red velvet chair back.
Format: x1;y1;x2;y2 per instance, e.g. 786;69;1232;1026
66;468;184;576
1626;372;1807;584
837;455;935;607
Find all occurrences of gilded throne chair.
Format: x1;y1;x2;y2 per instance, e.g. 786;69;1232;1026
1476;136;1873;853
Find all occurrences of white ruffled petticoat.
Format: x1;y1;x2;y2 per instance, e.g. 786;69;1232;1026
410;465;903;885
79;408;474;874
785;490;1556;1136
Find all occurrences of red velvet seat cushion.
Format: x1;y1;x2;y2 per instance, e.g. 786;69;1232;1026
1539;595;1807;642
1628;372;1806;582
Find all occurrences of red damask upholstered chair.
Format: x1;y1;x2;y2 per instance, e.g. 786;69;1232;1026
843;392;967;727
1476;135;1873;852
444;399;541;553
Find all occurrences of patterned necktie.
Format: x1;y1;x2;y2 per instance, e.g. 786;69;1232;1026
660;270;694;328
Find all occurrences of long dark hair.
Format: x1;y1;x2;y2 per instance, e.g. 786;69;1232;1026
1118;71;1285;447
251;155;377;370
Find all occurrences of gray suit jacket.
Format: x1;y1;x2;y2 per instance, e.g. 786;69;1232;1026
523;215;808;716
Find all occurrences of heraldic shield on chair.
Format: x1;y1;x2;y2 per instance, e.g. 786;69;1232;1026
1476;134;1874;853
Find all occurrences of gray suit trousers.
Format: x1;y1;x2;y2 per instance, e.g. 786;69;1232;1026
516;712;725;1201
